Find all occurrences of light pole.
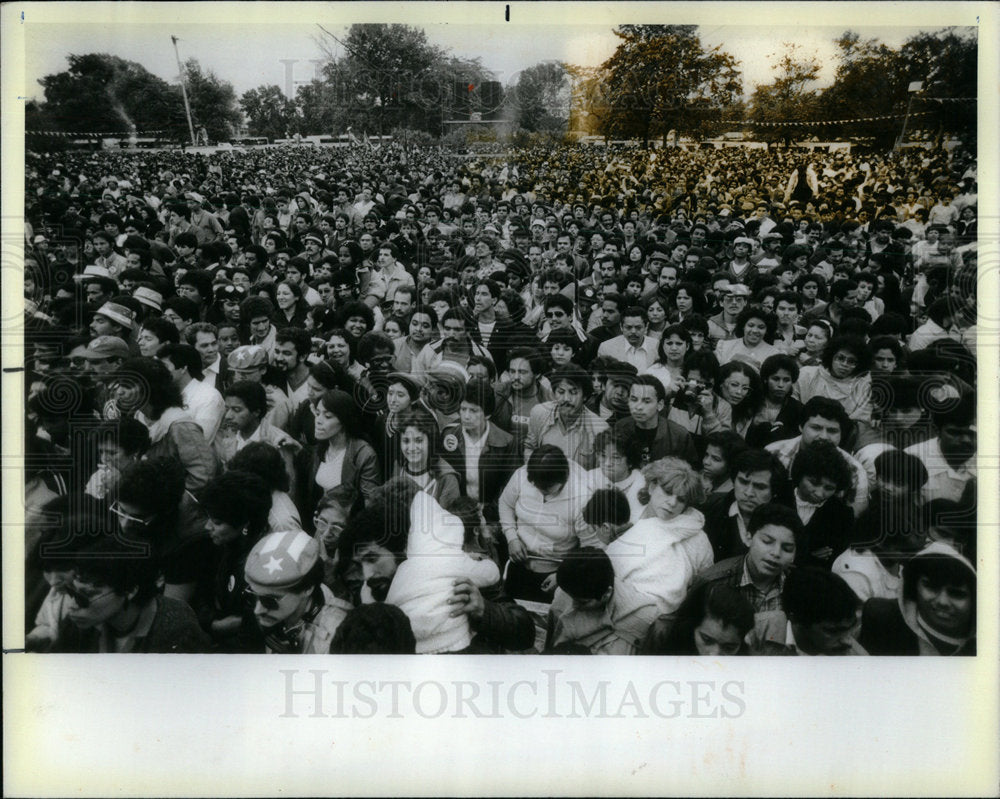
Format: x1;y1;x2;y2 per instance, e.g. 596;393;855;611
894;80;925;152
171;35;198;147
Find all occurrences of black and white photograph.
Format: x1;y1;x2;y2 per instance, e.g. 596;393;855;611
3;2;997;795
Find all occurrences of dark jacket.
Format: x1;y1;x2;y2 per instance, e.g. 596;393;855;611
745;397;802;449
797;497;854;569
54;596;212;654
439;422;520;522
614;416;699;470
295;437;383;530
700;491;746;564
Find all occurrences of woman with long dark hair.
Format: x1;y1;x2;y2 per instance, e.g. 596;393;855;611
296;388;381;529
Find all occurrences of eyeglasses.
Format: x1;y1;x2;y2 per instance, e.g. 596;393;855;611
64;584;116;609
109;500;152;526
244;587;282;610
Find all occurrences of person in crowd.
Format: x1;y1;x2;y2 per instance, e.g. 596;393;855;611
497;347;552;454
329;603;416;655
498;444;597;603
297;388;381;526
833;450;929;602
749;566;866;655
83;418;150;500
714;306;781;371
796;334;873;428
604;457;713;632
156;342;225;443
715;360;763;438
215;381;300;496
385;489;501;653
113;357;218;491
136;316;180;357
616;374;699;468
766;396;870;516
389;405;462;506
702;448;788;563
198;469;272;652
904;391;975;504
641;581;754;656
244;529;353;654
788;440;855;568
588;429;646;524
745;354;802;448
228;441;303;533
440;378;519;525
643;324;691;399
859;542;975;655
700;430;748;497
51;532;210;654
796;319;833;368
524;364;608;470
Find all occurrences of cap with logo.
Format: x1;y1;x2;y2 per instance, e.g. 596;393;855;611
244;530;320;590
227;345;268;370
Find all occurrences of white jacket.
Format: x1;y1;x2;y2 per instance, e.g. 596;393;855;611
386;491;500;654
606;508;713;622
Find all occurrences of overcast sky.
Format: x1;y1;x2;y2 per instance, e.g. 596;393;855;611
22;19;973;102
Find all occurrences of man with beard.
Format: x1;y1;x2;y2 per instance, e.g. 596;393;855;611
335;487;534;653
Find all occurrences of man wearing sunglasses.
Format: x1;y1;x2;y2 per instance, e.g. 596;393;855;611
244;530;351;654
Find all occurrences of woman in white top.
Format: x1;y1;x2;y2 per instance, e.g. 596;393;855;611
796;334;873;426
642;324;691;400
714;306;781;372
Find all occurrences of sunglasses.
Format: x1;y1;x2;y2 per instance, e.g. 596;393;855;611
64;584;116;609
244;587;281;610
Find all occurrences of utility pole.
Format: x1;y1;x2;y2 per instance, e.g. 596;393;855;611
171;35;197;147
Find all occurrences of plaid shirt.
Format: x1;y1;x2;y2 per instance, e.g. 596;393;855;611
739;559;785;614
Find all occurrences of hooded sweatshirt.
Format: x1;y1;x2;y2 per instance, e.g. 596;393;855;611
860;541;976;656
605;508;714;626
386;491;500;654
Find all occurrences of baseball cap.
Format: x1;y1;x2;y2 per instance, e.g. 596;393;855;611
82;335;130;360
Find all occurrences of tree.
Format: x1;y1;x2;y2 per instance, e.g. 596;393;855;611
819;28;976;148
597;25;742;145
183;59;242;142
509;61;571;133
312;24;496;137
240;84;299;140
36;53;185;137
748;44;823;143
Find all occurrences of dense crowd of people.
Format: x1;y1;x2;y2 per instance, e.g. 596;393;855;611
22;137;978;655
